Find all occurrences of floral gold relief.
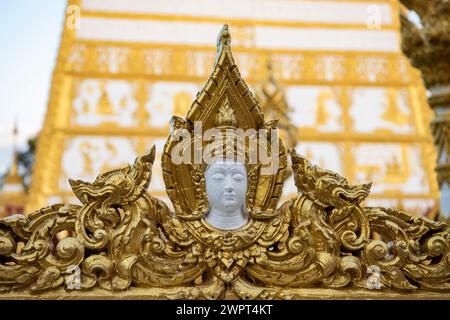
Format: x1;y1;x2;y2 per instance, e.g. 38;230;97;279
1;26;449;300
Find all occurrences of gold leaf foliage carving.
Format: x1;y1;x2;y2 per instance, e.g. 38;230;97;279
1;25;449;299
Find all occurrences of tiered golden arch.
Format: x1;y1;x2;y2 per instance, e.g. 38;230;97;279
1;26;449;299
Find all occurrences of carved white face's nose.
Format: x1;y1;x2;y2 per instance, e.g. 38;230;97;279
224;177;234;192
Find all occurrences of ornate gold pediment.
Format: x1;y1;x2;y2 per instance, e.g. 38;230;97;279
1;25;449;299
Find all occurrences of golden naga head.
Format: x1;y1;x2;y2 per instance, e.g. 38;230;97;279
162;24;287;221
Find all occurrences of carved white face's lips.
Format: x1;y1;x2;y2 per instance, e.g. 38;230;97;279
224;194;236;200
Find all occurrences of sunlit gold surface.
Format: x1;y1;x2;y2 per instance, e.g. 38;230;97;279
1;27;449;299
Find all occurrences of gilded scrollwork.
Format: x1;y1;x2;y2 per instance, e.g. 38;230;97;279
0;25;449;299
399;0;450;203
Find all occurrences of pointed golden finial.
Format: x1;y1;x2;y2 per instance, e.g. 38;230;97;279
10;120;19;176
4;120;21;184
214;24;233;66
217;24;231;48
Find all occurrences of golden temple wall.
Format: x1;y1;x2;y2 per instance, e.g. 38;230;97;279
26;0;439;216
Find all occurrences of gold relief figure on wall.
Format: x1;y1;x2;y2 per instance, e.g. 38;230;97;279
231;25;255;48
315;90;332;126
120;96;129;110
77;140;126;180
79;142;95;177
81;100;90;115
382;146;410;184
73;80;138;127
381;88;410;127
96;82;116;116
298;88;343;134
0;26;449;299
354;146;410;186
132;80;150;126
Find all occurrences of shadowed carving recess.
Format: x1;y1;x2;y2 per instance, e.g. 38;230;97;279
1;25;449;299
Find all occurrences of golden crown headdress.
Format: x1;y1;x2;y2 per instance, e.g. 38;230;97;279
162;25;286;220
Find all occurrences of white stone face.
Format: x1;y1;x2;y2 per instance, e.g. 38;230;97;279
204;160;248;230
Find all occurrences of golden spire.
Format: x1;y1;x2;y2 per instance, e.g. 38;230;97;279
255;57;297;149
214;24;234;67
259;58;288;114
217;24;231;47
4;121;22;185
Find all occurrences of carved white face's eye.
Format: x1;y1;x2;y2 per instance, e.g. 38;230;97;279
212;173;225;181
232;173;245;181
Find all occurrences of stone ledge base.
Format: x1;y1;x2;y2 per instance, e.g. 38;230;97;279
0;287;449;300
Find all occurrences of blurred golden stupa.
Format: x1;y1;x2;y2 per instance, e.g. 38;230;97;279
0;125;26;218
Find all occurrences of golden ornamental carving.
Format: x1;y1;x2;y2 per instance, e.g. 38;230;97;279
399;0;450;198
67;42;414;86
2;25;450;299
399;0;450;88
431;115;450;187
